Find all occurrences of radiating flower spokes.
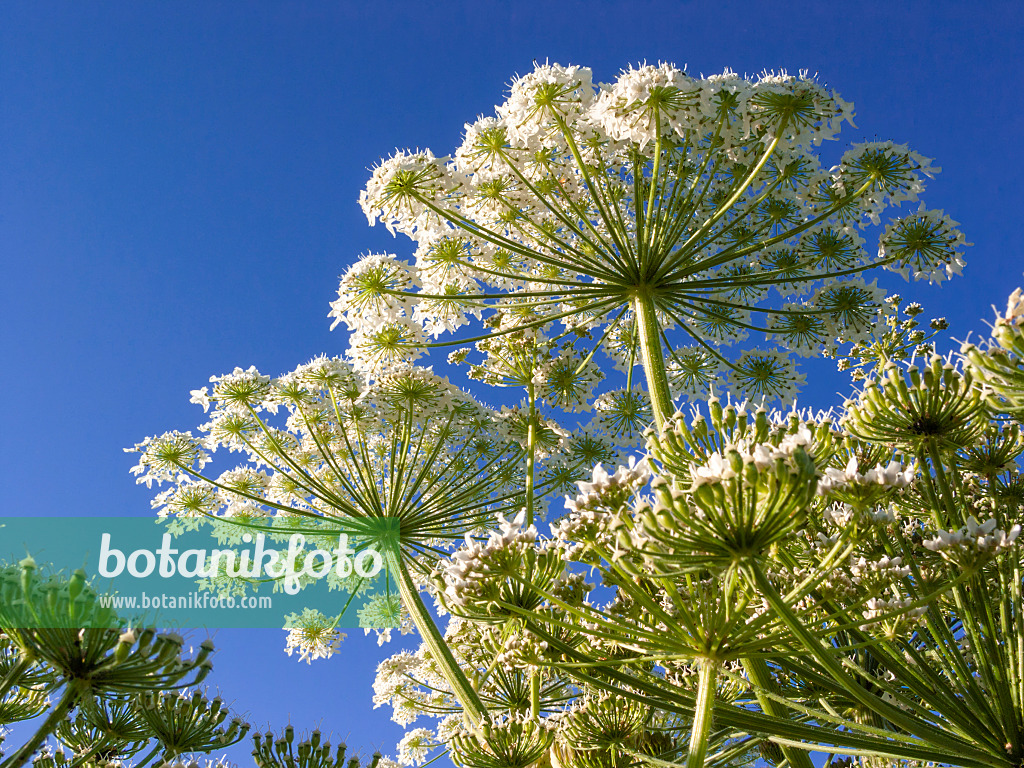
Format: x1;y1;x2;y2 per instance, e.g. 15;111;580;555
342;61;966;412
129;360;534;561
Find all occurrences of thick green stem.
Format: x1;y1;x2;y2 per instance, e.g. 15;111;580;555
687;659;718;768
634;292;674;432
742;659;816;768
1;683;79;768
1014;562;1024;721
925;440;961;528
530;671;541;720
525;381;537;526
384;548;489;726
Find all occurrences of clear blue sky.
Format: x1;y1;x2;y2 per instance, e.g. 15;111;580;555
2;0;1022;763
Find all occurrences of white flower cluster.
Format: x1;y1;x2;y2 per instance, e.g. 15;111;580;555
551;504;615;550
396;728;436;767
727;348;807;407
879;205;968;285
373;649;453;726
188;365;274;415
850;555;911;584
574;456;651;499
535;353;604;412
359;592;415;646
817;456;915;495
441;511;539;608
497;62;596;146
589;62;699;148
329;253;421;332
592;387;654;447
283;608;346;664
690;425;813;487
493;630;549;670
666;346;724;399
562;457;652;526
360;149;457;236
835;140;938;214
372;651;419;711
588;64;853;150
922;516;1021;557
999;287;1024;327
862;597;926;627
127;431;210;488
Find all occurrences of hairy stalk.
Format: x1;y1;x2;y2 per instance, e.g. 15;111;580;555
525;380;537;526
634;291;674;431
384;547;489;726
530;671;541;720
687;659;718;768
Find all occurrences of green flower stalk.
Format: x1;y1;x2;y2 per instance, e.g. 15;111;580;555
53;696;151;765
0;637;50;729
449;715;551;768
842;355;987;530
0;560;214;694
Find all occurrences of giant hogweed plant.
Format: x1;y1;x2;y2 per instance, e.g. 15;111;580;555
128;62;1024;768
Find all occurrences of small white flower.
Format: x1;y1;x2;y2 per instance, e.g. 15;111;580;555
283;608;346;664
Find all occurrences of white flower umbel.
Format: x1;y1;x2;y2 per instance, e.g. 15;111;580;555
817;456;915;495
879;205;968;284
396;728;436;767
330;253;421;332
347;62;966;419
441;511;539;609
922;516;1021;562
130;358;534;727
283;608;346;664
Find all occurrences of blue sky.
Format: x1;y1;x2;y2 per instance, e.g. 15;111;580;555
2;0;1022;763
